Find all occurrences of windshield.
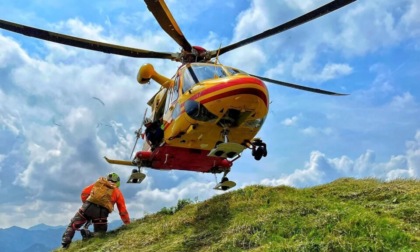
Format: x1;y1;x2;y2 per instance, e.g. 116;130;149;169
225;67;247;75
191;65;228;82
182;64;229;93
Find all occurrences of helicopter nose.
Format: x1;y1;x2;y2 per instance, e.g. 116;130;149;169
183;76;269;125
199;76;269;108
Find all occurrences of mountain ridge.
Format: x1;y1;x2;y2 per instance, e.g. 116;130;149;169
56;178;420;251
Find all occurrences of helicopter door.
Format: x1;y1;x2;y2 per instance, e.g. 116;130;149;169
151;88;168;122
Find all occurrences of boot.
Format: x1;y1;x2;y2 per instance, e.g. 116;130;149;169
61;242;70;249
81;229;93;240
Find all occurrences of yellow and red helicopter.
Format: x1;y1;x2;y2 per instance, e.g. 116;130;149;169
0;0;356;190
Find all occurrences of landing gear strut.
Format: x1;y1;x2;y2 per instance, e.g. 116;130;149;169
213;170;236;191
208;127;246;159
128;158;146;183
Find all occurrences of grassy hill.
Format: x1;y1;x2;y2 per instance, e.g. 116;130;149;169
57;178;419;251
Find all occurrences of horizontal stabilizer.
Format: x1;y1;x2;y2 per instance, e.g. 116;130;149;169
104;156;136;166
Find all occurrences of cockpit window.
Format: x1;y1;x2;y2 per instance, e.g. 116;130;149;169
182;68;197;93
182;64;229;93
172;75;180;101
225;67;247;75
192;65;228;82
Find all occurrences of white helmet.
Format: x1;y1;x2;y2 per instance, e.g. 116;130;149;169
143;117;152;125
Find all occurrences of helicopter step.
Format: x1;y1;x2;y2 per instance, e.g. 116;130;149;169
213;177;236;191
208;142;246;159
127;168;146;184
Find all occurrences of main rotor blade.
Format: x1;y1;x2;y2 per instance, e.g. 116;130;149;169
144;0;192;52
251;74;348;96
0;19;177;60
209;0;356;58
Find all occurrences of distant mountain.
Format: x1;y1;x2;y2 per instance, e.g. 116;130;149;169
0;221;123;252
22;243;50;252
0;225;60;252
28;223;62;231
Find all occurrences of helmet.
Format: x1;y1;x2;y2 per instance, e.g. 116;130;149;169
107;172;121;188
143;117;152;125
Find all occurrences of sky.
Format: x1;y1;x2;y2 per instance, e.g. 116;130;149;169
0;0;419;229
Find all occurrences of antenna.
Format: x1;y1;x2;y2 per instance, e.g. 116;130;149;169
130;108;148;159
214;44;222;65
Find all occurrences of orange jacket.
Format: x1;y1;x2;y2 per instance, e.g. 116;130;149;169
81;183;130;224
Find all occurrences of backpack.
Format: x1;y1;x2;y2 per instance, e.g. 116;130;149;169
86;177;115;212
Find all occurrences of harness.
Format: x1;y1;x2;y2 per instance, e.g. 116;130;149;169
71;202;109;231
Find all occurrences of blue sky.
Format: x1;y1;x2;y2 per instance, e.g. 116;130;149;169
0;0;419;228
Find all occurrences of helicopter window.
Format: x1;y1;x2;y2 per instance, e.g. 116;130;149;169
165;76;180;111
165;88;173;113
182;67;197;93
226;67;247;75
243;117;266;128
182;65;229;93
191;65;228;82
172;76;180;101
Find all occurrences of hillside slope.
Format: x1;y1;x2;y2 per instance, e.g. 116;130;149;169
57;178;419;251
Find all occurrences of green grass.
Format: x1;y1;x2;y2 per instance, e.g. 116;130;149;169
57;178;420;251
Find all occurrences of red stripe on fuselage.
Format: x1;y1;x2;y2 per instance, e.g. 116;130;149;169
200;87;268;106
190;76;268;106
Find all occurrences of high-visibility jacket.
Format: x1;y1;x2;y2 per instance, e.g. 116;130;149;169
81;180;130;224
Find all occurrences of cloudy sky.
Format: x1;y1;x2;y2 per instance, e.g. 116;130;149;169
0;0;419;229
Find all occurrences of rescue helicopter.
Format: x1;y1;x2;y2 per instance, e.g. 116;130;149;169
0;0;356;190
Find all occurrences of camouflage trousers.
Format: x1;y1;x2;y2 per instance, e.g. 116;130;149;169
61;201;109;245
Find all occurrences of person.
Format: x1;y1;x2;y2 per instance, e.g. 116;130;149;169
143;117;164;150
61;173;130;249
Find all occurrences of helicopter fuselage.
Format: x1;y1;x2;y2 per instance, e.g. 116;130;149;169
136;62;269;172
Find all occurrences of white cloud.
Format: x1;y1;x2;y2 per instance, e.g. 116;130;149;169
301;127;333;137
290;50;353;82
284;0;329;12
390;92;415;109
0;200;82;228
406;131;420;177
282;115;298;126
223;44;267;74
302;126;317;136
261;131;420;188
54;18;105;41
0;35;31;68
318;63;353;82
0;113;21;136
261;151;326;187
400;0;420;38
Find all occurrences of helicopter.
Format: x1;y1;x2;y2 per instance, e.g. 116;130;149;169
0;0;356;191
